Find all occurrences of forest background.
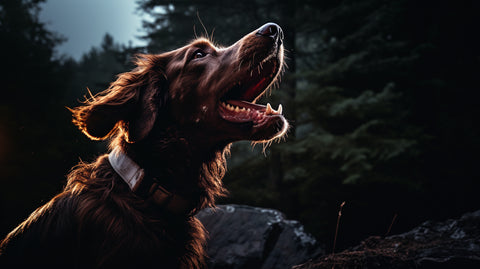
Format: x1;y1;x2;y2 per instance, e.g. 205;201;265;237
1;0;478;251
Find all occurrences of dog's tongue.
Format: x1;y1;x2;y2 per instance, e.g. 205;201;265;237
242;77;267;101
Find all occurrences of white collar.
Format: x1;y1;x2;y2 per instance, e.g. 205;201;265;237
107;147;193;215
108;147;144;191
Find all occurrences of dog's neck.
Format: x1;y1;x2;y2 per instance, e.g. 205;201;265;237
108;147;194;215
110;128;229;213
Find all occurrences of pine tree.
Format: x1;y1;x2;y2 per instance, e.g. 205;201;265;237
68;33;137;99
0;0;76;235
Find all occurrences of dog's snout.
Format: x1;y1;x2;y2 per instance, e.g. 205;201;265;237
257;23;279;37
257;22;283;45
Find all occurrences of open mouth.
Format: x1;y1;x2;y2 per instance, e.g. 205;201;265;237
218;59;284;127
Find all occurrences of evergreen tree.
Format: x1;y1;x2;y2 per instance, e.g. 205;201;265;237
0;0;64;103
67;33;139;101
0;0;78;236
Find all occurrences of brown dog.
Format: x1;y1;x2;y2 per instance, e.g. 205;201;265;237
0;23;287;268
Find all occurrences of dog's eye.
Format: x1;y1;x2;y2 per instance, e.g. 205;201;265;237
193;50;207;60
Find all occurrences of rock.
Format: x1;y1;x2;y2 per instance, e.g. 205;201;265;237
293;210;480;269
196;204;324;269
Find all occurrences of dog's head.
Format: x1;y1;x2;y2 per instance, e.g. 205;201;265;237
72;23;288;149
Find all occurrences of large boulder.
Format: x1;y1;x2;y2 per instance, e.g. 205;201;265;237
196;204;324;269
293;210;480;269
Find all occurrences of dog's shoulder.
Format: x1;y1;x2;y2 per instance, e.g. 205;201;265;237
0;191;79;266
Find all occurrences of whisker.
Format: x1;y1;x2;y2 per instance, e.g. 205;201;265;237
196;11;209;38
210;27;216;42
193;24;198;39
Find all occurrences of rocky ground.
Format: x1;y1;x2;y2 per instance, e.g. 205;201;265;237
197;204;323;269
293;210;480;269
198;205;480;269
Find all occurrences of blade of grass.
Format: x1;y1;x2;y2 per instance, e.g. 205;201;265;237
332;201;346;269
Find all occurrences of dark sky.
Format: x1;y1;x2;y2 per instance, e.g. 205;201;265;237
39;0;149;60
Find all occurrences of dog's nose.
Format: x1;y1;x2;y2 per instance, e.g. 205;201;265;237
257;23;283;45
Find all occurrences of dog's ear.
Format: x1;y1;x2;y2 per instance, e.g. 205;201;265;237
71;54;168;142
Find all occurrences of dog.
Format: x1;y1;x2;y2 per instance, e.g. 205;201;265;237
0;22;287;268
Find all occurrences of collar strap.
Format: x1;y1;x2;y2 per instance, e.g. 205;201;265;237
108;147;193;215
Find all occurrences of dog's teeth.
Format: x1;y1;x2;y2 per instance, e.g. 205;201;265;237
277;104;283;114
235;106;240;112
247;108;251;112
266;103;273;114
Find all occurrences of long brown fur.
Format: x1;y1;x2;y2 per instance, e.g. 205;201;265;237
0;23;285;268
